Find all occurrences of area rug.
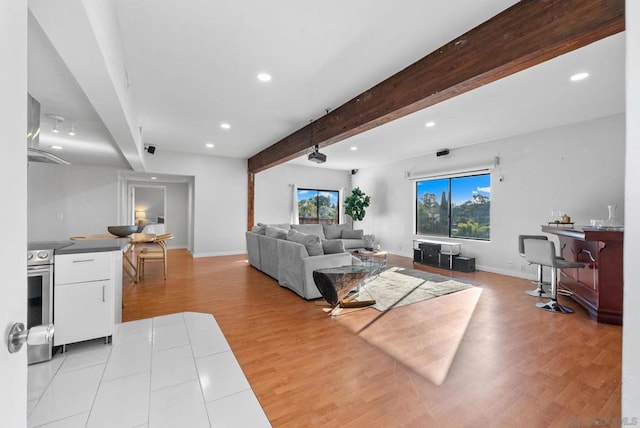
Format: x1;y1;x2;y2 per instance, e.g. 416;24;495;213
350;266;474;311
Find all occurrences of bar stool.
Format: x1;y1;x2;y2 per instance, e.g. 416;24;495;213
518;235;552;298
523;238;584;314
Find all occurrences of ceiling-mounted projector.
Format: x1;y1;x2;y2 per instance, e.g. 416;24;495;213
308;145;326;163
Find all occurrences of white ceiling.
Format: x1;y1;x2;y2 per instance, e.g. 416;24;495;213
26;0;625;173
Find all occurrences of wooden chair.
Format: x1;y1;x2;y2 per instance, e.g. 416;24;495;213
136;233;174;282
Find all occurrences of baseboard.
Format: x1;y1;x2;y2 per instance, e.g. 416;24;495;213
474;265;536;281
193;250;247;258
166;244;188;250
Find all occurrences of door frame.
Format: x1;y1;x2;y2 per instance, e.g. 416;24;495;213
1;0;28;425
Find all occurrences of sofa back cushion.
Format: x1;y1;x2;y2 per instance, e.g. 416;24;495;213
291;223;325;239
271;223;291;231
322;223;350;239
265;226;289;239
342;229;364;239
321;239;345;254
287;229;324;256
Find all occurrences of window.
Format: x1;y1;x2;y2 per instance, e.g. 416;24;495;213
297;188;340;225
416;173;490;240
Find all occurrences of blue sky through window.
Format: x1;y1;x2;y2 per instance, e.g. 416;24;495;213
450;175;490;205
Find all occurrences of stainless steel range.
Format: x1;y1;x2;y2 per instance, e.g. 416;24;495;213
27;246;55;364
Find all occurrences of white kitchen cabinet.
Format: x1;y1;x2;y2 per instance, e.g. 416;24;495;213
54;251;115;348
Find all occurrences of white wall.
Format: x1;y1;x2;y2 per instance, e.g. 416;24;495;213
254;163;351;224
353;114;625;278
165;182;189;248
28;152;242;257
623;0;640;419
28;163;120;240
143;151;247;257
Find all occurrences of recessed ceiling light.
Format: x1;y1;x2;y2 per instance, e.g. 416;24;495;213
50;145;63;150
350;146;358;151
150;176;157;180
257;73;272;82
570;72;589;81
206;143;214;148
425;121;436;128
220;123;231;130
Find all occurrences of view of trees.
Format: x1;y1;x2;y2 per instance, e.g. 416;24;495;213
298;189;339;224
416;174;490;240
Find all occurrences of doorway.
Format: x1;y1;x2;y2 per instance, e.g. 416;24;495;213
129;185;166;234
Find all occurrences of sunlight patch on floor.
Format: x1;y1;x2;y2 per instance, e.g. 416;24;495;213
336;287;482;385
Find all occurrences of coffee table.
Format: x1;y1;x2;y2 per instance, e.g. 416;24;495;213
351;249;388;278
313;265;376;311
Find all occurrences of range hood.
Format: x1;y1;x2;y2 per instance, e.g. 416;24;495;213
27;94;70;165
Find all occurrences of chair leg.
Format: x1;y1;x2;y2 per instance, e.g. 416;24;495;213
163;252;167;280
536;267;574;314
524;264;552;298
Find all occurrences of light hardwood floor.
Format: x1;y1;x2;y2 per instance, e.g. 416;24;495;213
123;249;622;427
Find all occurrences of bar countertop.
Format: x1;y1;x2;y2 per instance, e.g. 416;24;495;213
541;225;624;241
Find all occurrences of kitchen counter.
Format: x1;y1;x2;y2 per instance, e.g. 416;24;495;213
28;239;127;254
54;239;126;255
28;241;74;251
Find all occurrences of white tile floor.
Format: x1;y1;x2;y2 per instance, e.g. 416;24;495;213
27;312;271;428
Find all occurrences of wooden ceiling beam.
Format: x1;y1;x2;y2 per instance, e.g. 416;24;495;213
248;0;624;174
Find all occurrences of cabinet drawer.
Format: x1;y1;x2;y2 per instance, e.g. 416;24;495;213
55;252;112;284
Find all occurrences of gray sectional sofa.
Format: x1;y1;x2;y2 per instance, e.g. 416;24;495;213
245;223;365;299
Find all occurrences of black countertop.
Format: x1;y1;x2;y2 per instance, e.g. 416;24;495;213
28;239;125;254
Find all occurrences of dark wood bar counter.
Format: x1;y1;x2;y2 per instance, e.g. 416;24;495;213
541;225;623;325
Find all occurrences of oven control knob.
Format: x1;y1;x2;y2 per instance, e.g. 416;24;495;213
36;251;49;260
27;252;33;260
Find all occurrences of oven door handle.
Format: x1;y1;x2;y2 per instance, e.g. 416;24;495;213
27;266;51;276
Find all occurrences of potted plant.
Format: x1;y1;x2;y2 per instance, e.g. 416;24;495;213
344;187;371;222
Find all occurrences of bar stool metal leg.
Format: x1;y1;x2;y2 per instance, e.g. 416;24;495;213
524;264;552;298
535;267;574;314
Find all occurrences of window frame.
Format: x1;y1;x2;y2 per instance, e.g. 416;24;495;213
414;171;491;241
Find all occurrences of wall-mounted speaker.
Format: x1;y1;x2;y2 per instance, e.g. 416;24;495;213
351;169;358;175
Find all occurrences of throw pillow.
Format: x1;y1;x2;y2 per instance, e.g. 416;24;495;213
321;239;345;254
287;229;324;256
265;226;288;239
251;223;267;235
291;224;325;239
342;229;364;239
322;223;350;239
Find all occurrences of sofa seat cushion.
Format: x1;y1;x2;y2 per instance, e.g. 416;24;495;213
291;224;325;239
322;223;351;239
287;229;324;256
